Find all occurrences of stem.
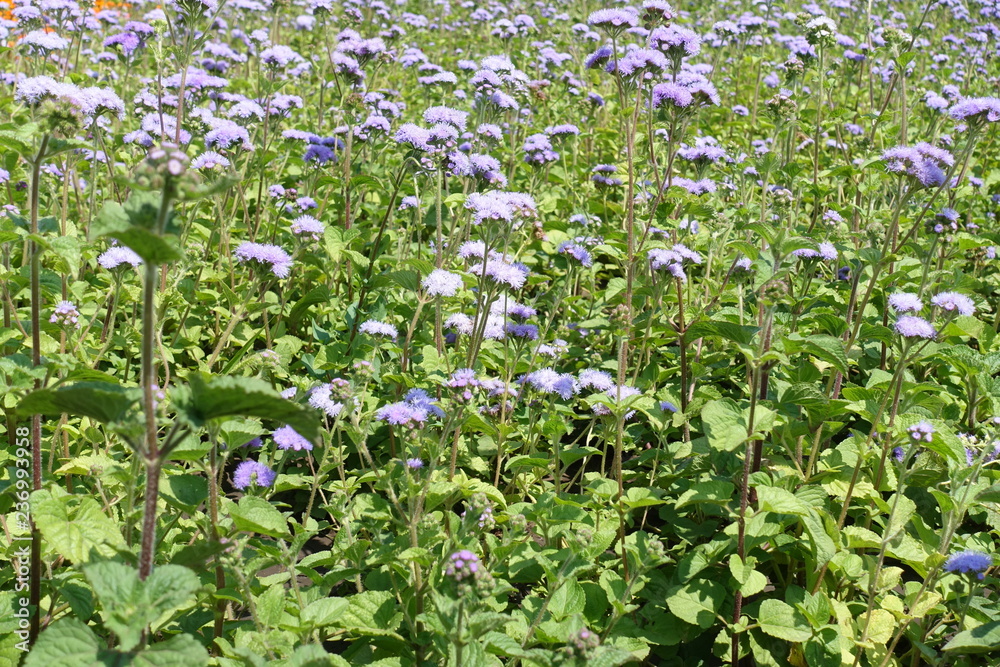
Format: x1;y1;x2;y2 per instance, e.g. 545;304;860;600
28;133;50;646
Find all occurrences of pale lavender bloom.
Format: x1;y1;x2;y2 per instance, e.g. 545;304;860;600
949;97;1000;124
579;369;615;391
908;421;935;442
894;315;936;339
50;300;80;328
467;257;528;289
648;25;701;58
931;291;975;316
445;313;475;335
233;460;277;489
273;425;313;451
395;123;433;151
20;29;69;53
423;106;468;130
191;151;230;170
525;368;578;400
422;269;463;297
98;246;143;269
593;384;642;418
888;292;923;313
652;82;693;109
261;45;305;68
234;242;293;278
588;8;639;33
944;550;992;579
406;458;424;469
291;215;324;240
359;320;397;338
308;384;344;418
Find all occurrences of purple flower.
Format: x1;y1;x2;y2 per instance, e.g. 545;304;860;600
445;549;483;582
233;460;277;489
652;82;693;109
894;315;936;339
423;269;463;297
892;446;905;462
944;550;992;579
558;242;593;267
98;246;143;270
881;143;954;188
359;320;398;338
50;301;80;328
423;106;469;130
579;369;615;391
308;385;345;418
406;458;424;469
931;291;975;317
949;97;1000;124
234;242;293;278
273;425;313;451
648;25;701;59
291;215;325;240
888;293;923;313
907;421;935;442
588;8;639;33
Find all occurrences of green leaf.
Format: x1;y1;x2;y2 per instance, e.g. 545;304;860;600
943;621;1000;653
701;399;747;452
676;481;736;509
22;617;101;667
227;495;291;539
18;382;140;424
161;475;208;512
757;599;813;642
83;561;199;652
549;580;586;620
666;579;726;629
132;633;209;667
256;585;286;629
31;488;127;564
338;590;404;640
686;320;760;347
756;486;811;516
729;555;768;597
302;598;350;628
173;373;321;443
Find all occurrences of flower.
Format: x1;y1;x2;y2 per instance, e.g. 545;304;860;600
422;269;463;297
359;320;398;338
273;425;313;451
944;550;992;579
98;245;143;270
406;458;424;469
291;215;325;240
888;292;923;313
931;291;975;317
907;421;934;442
894;315;936;339
233;460;277;489
234;242;293;278
50;301;81;328
445;549;483;582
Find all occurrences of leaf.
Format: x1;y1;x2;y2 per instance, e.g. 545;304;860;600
161;475;208;512
756;486;811;516
701;399;748;452
83;561;199;652
729;555;768;597
173;373;321;442
686;320;760;347
132;633;209;667
18;382;140;424
943;621;1000;653
22;617;101;667
666;579;726;629
338;590;404;640
256;585;286;629
548;580;586;620
785;334;849;374
227;495;291;539
676;481;736;509
302;598;350;628
757;598;813;642
31;488;127;563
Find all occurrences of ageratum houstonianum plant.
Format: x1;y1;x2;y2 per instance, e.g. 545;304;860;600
3;0;1000;665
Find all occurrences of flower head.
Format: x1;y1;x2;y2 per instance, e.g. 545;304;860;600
273;425;313;451
931;291;975;317
944;550;992;579
894;315;936;339
233;460;277;489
